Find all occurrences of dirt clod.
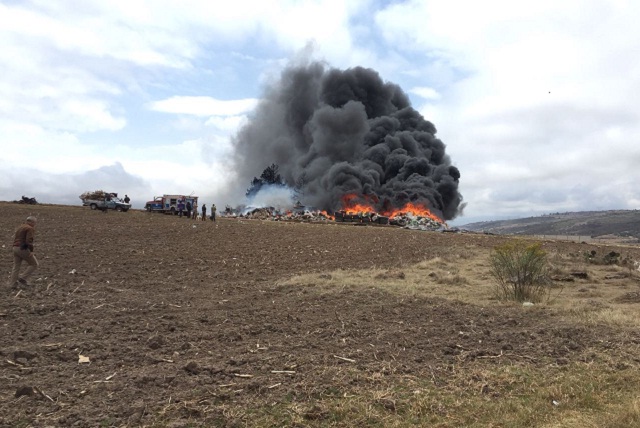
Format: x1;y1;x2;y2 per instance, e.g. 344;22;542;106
15;386;34;398
183;361;200;375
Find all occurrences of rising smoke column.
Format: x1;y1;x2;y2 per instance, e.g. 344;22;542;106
232;62;463;220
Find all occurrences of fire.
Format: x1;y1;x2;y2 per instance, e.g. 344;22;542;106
382;202;442;223
343;203;376;215
340;194;376;214
339;193;443;223
320;210;335;220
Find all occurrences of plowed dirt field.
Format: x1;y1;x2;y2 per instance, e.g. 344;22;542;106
1;202;640;427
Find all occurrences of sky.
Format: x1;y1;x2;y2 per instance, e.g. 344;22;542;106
2;0;639;225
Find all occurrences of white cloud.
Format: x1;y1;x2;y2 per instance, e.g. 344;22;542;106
410;86;441;100
205;115;249;132
150;96;259;117
0;2;197;67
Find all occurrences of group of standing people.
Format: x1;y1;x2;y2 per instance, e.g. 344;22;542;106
199;203;217;222
176;198;217;222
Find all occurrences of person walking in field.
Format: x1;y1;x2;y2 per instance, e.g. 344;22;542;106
201;203;207;222
8;216;39;288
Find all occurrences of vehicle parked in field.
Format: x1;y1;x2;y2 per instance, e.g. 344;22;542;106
80;191;131;212
145;194;198;215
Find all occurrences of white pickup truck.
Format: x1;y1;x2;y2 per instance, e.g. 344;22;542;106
81;192;131;212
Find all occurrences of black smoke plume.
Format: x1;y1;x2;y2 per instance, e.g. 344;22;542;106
232;62;463;220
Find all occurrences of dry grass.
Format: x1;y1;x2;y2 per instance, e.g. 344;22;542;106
188;355;640;427
562;303;640;327
272;240;640;427
279;247;497;306
282;242;640;328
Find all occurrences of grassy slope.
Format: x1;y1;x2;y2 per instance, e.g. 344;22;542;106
461;210;640;240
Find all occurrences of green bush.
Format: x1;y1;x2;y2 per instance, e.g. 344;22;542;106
489;240;550;303
603;251;621;265
584;249;597;263
584;250;625;265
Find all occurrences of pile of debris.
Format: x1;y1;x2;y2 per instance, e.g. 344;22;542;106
13;196;38;205
241;207;274;220
397;213;444;231
227;206;334;223
335;211;388;225
335;211;444;230
79;190;117;202
276;210;334;222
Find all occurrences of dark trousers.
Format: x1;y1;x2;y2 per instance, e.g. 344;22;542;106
9;247;39;286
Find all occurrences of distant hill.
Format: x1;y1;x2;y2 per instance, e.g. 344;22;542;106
460;210;640;241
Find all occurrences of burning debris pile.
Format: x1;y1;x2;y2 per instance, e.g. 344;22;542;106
332;194;446;230
334;210;443;230
231;62;464;224
223;200;446;230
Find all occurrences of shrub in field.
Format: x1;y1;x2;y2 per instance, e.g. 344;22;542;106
490;240;550;302
603;251;621;265
584;250;598;263
584;250;634;270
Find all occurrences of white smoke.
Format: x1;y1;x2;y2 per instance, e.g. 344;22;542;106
246;185;295;211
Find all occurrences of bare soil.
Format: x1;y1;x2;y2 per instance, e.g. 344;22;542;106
1;202;640;427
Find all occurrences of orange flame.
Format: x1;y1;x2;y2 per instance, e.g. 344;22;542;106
382;202;442;223
320;210;335;220
340;194;376;214
344;203;376;215
339;193;443;223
